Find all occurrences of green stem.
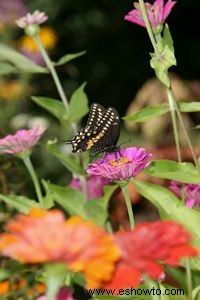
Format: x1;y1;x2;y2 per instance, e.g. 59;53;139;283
120;183;135;229
176;108;200;171
167;88;182;162
23;156;44;207
33;35;77;135
106;220;113;234
34;34;89;193
138;0;160;57
168;88;200;171
143;275;160;300
186;260;193;300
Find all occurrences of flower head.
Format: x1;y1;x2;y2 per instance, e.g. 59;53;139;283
0;80;23;100
70;175;109;200
0;127;46;155
170;181;200;208
87;147;151;182
16;10;48;28
105;221;197;290
0;208;120;289
0;0;27;26
38;287;74;300
124;0;176;28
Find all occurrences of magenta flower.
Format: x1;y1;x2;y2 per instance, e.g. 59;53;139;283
0;127;46;155
0;0;27;26
87;147;152;182
170;181;200;208
124;0;176;28
38;287;74;300
16;10;48;28
70;175;109;200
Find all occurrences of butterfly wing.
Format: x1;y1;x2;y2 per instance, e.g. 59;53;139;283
69;103;106;153
89;107;120;155
85;103;106;130
68;103;120;154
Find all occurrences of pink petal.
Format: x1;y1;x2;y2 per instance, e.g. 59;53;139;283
163;0;176;21
124;8;146;27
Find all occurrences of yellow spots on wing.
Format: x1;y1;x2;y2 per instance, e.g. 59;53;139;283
86;139;94;150
86;132;104;150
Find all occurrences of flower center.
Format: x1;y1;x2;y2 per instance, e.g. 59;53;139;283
108;157;130;167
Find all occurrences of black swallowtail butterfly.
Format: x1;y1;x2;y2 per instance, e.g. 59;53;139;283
68;103;120;156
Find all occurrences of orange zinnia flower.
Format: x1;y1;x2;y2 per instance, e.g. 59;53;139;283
0;208;120;289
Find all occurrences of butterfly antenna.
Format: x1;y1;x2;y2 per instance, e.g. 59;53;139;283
59;139;72;144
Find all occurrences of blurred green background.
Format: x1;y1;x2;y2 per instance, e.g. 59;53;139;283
0;0;199;188
26;0;200;114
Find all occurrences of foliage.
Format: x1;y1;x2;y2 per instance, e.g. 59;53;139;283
0;1;199;300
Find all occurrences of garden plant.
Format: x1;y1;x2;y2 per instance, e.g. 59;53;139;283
0;0;199;299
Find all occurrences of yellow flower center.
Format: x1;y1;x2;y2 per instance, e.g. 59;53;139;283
108;157;130;167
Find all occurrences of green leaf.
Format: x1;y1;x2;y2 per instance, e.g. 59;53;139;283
150;45;176;87
163;24;174;52
0;194;39;213
0;269;10;280
145;160;200;183
165;267;187;291
32;96;65;121
192;285;200;300
72;272;86;288
42;180;55;209
123;104;169;122
47;140;84;174
159;284;186;300
178;102;200;112
132;180;200;246
0;62;17;74
0;43;47;73
67;82;89;123
85;185;117;226
55;50;86;66
44;181;86;218
43;264;69;300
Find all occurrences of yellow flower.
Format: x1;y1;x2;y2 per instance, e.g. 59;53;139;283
18;26;58;52
0;80;23;100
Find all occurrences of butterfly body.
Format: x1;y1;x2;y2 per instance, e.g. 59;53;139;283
69;103;120;156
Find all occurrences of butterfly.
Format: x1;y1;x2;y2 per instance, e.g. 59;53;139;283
67;103;120;156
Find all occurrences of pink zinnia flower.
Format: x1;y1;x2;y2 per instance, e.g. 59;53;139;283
16;10;48;28
170;181;200;208
104;221;197;291
87;147;151;182
38;287;74;300
0;127;46;155
0;0;27;26
124;0;176;28
70;175;109;200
